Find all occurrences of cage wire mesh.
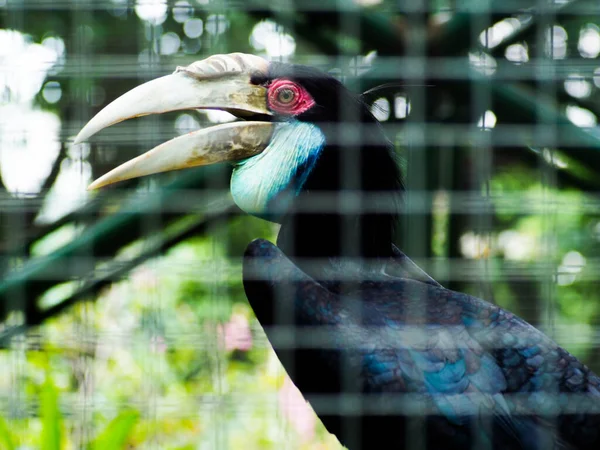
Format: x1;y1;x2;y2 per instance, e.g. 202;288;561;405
0;0;600;449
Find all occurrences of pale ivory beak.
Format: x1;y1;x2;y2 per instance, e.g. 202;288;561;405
74;53;274;189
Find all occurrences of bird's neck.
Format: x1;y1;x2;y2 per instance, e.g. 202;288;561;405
276;138;402;276
276;206;397;273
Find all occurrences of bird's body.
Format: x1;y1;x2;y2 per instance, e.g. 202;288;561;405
244;239;600;449
77;52;600;449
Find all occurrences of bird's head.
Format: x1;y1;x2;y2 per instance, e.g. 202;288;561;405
76;53;401;228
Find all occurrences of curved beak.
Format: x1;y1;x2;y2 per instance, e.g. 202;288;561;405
75;53;274;190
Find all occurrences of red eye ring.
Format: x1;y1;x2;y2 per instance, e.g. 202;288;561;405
267;79;315;116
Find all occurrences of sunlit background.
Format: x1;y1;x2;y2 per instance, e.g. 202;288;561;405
0;0;600;448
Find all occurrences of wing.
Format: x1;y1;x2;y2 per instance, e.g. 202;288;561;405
361;268;600;449
243;238;598;449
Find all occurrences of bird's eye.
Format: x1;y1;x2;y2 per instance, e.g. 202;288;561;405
268;79;315;116
277;88;295;104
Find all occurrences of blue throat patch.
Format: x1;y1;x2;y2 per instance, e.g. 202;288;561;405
230;120;326;220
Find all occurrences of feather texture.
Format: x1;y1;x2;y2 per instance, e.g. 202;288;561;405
243;238;600;450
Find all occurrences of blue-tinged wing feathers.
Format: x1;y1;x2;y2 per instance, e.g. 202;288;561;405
243;239;600;449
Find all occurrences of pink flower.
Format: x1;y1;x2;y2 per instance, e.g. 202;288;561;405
217;313;253;352
278;376;316;442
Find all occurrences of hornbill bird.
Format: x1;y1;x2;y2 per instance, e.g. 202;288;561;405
76;53;600;449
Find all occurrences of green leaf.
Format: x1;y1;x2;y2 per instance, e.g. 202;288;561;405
0;414;15;450
40;377;62;450
91;410;139;450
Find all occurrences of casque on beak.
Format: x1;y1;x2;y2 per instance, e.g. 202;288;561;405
74;53;274;190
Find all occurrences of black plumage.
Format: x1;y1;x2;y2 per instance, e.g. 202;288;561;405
242;63;600;450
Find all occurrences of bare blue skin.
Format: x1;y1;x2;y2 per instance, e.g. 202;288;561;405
230;121;325;220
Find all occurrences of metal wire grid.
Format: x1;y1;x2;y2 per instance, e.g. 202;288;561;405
1;0;600;448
